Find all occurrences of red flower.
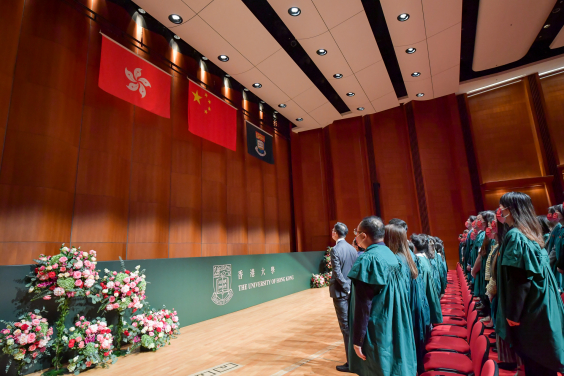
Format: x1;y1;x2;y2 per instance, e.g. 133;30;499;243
124;330;129;336
132;308;137;313
126;291;132;296
156;327;162;333
165;315;170;319
21;324;29;331
125;270;130;274
49;286;55;290
35;326;41;332
48;272;56;279
104;352;110;357
35;268;38;273
68;340;75;348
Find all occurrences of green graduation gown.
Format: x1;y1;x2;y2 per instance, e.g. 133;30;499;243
547;223;564;291
348;244;417;376
475;239;495;298
496;227;564;372
416;254;443;324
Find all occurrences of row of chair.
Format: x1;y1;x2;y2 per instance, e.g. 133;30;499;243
420;264;498;376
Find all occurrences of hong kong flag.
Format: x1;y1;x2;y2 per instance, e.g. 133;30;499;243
188;80;237;151
99;34;171;118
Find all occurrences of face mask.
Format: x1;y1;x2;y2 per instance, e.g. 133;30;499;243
496;207;508;224
548;213;558;222
472;220;477;229
485;226;497;240
476;219;486;231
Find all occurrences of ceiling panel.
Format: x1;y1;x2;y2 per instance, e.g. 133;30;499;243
355;61;395;101
427;24;461;76
267;0;327;39
312;0;364;30
298;31;354;78
421;0;462;38
330;12;383;73
292;86;329;113
309;101;341;125
256;49;313;99
328;75;371;109
431;65;459;98
380;0;427;47
181;0;214;14
551;25;564;49
231;67;290;104
371;91;399;113
135;0;196;27
404;77;434;100
473;0;556;71
199;0;281;65
394;39;432;97
173;16;254;74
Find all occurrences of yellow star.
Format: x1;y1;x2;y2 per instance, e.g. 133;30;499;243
192;90;202;104
204;93;208;97
205;110;208;114
208;107;211;111
208;100;211;104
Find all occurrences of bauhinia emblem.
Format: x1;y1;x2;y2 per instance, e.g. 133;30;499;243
212;264;233;306
125;68;151;98
255;132;267;157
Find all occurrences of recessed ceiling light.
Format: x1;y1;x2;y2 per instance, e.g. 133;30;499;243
411;72;421;77
278;103;287;108
406;47;416;54
225;74;230;78
316;49;328;56
252;83;262;88
357;107;365;111
416;93;424;97
288;7;301;16
397;13;410;21
138;8;146;14
168;14;183;24
544;24;551;28
333;73;343;79
346;92;355;97
274;111;278;114
296;118;303;121
552;8;560;13
218;55;229;62
260;100;265;104
173;34;180;40
201;56;208;61
243;88;249;92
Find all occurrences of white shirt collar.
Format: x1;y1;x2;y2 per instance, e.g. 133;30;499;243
336;238;345;244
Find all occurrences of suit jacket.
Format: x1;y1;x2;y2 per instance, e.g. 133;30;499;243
329;239;359;298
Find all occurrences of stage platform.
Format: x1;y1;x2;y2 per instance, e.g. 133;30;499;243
30;288;345;376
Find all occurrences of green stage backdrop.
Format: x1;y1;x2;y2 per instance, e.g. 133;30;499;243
0;251;325;374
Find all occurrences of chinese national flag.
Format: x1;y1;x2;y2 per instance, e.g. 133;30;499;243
188;81;237;151
99;34;171;118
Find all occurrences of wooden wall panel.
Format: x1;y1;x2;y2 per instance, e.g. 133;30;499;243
0;0;24;155
327;117;373;243
413;95;475;268
484;186;550;216
369;107;421;234
291;129;330;252
540;72;564;165
467;81;543;183
262;124;280;253
0;0;89;264
275;135;292;253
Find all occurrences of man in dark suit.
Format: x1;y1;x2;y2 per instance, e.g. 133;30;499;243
330;222;358;373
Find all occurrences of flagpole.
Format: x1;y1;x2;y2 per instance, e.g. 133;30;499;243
245;120;273;137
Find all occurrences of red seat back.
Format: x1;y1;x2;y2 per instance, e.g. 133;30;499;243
471;335;490;376
480;359;499;376
469;321;484;347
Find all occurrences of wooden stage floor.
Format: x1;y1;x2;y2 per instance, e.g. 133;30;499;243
31;288;346;376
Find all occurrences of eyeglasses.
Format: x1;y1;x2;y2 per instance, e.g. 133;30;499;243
353;229;364;236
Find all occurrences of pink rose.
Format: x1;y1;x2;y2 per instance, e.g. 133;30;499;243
29;345;37;352
78;341;85;348
60;267;66;272
75;279;83;288
86;329;91;335
28;333;36;343
53;287;65;296
52;263;58;269
32;319;40;326
75;322;81;327
74;260;83;269
73;271;82;279
43;295;51;300
109;296;115;303
59;257;68;263
132;322;137;327
84;260;91;268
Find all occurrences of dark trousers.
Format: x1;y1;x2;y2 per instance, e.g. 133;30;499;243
520;354;557;376
333;296;350;364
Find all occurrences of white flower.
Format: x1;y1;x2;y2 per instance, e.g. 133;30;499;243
141;328;147;334
46;265;52;271
68;364;76;372
92;257;97;261
6;339;14;345
69;327;75;332
73;356;79;362
62;247;69;252
158;333;163;338
62;336;68;342
64;272;70;278
104;268;111;274
28;287;34;293
102;289;108;294
84;279;95;288
121;285;130;293
114;292;119;297
107;281;114;289
83;252;88;258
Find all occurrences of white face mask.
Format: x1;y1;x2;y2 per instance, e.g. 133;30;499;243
496;207;510;224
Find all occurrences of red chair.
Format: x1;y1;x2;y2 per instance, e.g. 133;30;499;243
422;335;490;375
426;320;484;354
481;359;499;376
431;309;478;339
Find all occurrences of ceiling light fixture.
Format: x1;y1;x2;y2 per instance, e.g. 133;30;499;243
296;118;303;121
357;107;365;111
173;34;180;40
274;111;278;114
406;47;416;54
243;88;249;92
225;74;231;78
260;100;265;104
278;103;287;108
544;24;551;28
397;13;410;21
252;83;262;88
168;14;183;24
411;72;421;77
218;55;229;62
138;8;146;14
201;56;208;61
416;93;424;97
316;49;328;56
346;92;355;97
333;73;343;79
288;7;301;16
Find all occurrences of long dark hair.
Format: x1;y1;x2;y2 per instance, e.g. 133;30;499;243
479;211;495;256
385;224;418;279
537;215;551;235
500;192;544;247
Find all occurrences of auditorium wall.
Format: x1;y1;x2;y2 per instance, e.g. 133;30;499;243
0;0;293;265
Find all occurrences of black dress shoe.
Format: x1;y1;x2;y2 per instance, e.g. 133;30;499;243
336;364;350;372
489;332;497;339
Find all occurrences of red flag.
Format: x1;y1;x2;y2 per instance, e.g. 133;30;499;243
99;34;171;118
188;81;237;151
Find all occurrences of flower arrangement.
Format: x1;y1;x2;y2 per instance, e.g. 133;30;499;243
26;245;99;302
122;307;179;352
61;316;116;374
26;244;100;371
323;247;333;274
310;247;333;288
0;310;53;375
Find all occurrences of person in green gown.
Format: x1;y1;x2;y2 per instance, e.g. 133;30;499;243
384;223;427;374
348;216;417;376
411;234;443;325
463;216;477;280
469;213;487;292
549;205;564;291
495;192;564;375
471;211;496;322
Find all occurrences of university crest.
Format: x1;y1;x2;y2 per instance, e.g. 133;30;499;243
255;131;267;157
211;264;233;306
